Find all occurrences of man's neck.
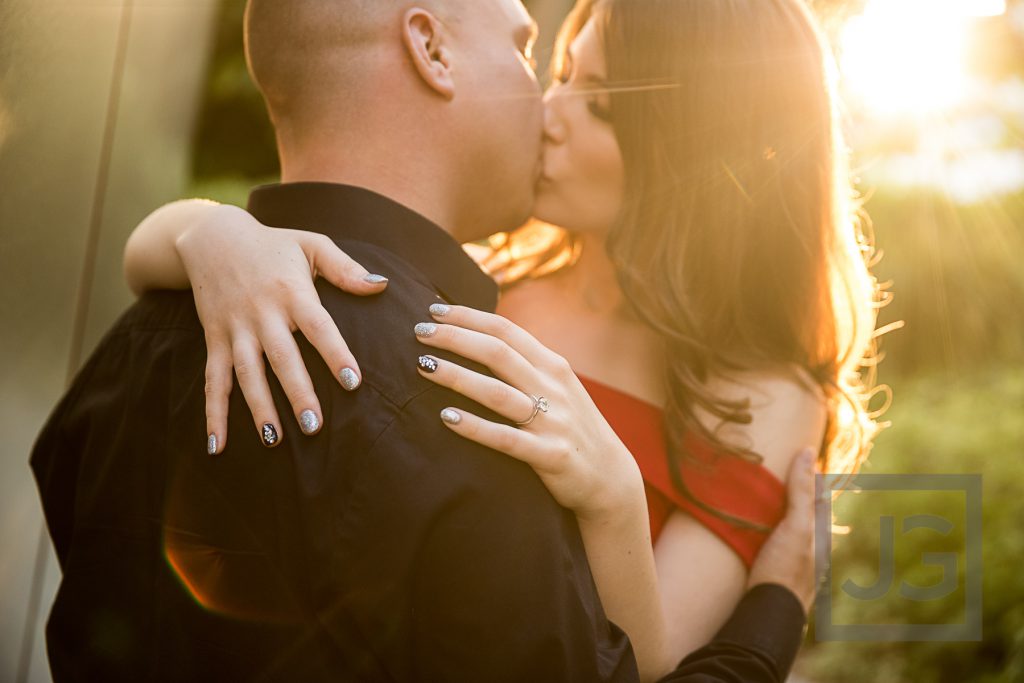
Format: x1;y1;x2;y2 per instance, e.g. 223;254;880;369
278;141;463;242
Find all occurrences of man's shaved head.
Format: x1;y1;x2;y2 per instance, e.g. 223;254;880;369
245;0;468;125
246;1;395;123
243;0;544;241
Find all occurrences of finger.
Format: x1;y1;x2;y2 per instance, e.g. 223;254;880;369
259;321;323;436
204;336;233;455
231;335;284;448
437;406;552;466
417;354;537;425
295;231;389;295
413;322;542;389
426;304;559;369
291;299;363;392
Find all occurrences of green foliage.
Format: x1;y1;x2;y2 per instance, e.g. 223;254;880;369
191;0;276;180
867;189;1024;378
798;366;1024;682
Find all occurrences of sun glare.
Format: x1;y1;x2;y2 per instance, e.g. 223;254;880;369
839;0;1007;119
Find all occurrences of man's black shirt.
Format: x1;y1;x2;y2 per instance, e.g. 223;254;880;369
31;182;806;682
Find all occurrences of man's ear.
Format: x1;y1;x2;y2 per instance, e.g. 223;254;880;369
401;8;455;100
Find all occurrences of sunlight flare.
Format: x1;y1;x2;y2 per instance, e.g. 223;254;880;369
838;0;1006;119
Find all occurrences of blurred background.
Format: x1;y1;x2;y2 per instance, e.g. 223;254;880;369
1;0;1022;681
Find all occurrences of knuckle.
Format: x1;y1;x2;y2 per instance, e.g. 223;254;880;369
234;359;259;380
490;316;516;338
264;340;294;366
290;388;318;409
547;447;570;473
549;354;573;378
486;382;516;407
270;275;303;297
305;311;336;336
204;379;226;399
484;340;513;365
312;233;335;252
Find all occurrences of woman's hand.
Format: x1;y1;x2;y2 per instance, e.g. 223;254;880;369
172;204;390;453
413;303;671;680
412;303;645;521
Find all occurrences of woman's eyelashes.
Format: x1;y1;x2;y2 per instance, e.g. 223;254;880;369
553;50;612;123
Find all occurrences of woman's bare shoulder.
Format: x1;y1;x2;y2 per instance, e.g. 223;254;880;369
698;364;827;479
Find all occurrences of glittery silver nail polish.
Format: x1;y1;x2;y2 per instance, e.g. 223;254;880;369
429;303;450;317
414;322;437;337
262;423;279;447
340;367;361;391
299;410;320;435
418;355;439;373
440;408;462;425
363;273;389;285
207;434;218;455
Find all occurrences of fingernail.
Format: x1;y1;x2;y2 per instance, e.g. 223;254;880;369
363;273;389;285
440;408;462;425
803;448;816;465
418;355;439;373
207;434;218;455
340;367;361;391
299;410;320;435
429;303;450;317
261;423;279;447
414;322;438;338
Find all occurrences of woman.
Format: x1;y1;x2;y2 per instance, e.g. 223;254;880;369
125;0;886;679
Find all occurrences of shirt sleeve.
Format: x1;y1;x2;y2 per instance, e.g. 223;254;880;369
657;584;807;683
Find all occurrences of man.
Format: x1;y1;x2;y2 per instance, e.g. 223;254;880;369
31;1;816;680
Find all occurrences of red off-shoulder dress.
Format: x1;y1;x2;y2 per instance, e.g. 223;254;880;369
578;375;787;569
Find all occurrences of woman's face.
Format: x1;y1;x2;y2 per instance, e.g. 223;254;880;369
532;18;625;235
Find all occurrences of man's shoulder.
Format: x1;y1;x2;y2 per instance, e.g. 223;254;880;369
342;380;576;558
313;240;461;409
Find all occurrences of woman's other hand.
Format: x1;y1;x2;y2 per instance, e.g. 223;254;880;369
412;304;645;521
174;204;389;453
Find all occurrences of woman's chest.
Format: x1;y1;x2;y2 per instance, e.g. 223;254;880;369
496;280;666;407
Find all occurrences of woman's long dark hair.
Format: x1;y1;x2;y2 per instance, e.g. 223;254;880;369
481;0;890;523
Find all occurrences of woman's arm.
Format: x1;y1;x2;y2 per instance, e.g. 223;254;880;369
411;306;827;680
652;370;826;660
124;199;224;293
121;198;389;453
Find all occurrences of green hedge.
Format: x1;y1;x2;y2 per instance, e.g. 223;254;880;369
797;366;1024;682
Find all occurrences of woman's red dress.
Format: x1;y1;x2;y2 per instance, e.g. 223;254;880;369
578;375;787;569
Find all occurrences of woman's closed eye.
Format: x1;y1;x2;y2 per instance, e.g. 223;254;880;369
585;89;612;122
582;79;613;123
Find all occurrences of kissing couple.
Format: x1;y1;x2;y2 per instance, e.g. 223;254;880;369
33;0;882;680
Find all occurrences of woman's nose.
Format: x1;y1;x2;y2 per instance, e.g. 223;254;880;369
542;89;567;145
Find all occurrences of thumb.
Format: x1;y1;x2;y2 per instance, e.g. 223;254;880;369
300;232;389;296
786;447;817;517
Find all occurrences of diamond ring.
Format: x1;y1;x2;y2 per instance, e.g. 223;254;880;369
515;394;549;426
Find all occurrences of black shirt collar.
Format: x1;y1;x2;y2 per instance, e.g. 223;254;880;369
247;182;498;312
